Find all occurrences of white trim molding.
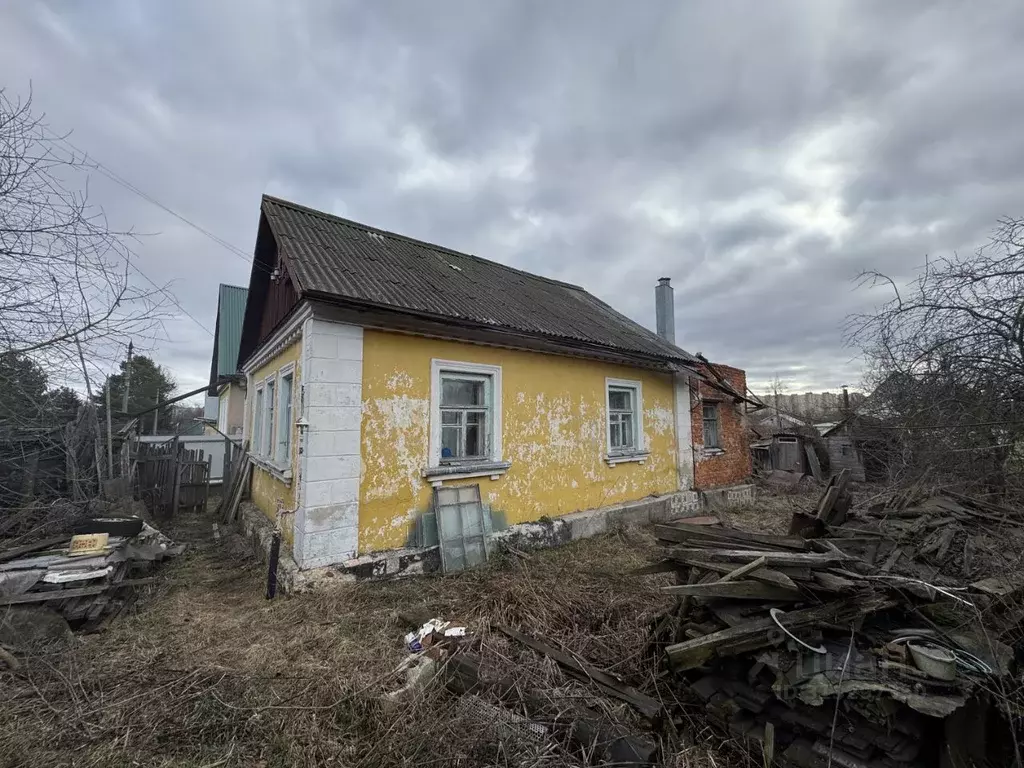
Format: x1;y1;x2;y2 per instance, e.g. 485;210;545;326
604;377;646;464
428;358;504;469
673;373;695;490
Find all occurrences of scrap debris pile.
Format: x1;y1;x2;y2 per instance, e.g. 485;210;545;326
0;516;182;639
646;478;1023;768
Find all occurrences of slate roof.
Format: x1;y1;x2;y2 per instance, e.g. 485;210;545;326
260;195;694;365
211;283;248;381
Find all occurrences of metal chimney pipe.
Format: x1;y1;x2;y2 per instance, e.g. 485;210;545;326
655;277;675;344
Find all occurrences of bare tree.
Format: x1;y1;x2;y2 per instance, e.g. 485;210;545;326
0;88;166;506
847;217;1024;491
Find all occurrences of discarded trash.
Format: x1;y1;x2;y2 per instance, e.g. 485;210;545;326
386;614;471;702
643;484;1024;766
0;521;183;635
68;533;109;556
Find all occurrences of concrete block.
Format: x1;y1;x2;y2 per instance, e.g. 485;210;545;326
306;382;362;408
305;455;360;483
334;335;364;362
611;502;651;529
306;360;362;385
307;405;361;431
648;499;673;524
564;509;608;540
306;428;361;457
305;477;360;507
305;332;338;360
311;318;363;341
670;491;702;517
302;502;359;533
299;526;359;569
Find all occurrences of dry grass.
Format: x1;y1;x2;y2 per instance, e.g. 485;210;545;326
0;510;734;767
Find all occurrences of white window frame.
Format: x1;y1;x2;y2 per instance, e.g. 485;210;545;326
426;359;507;484
275;363;296;465
217;389;229;434
261;374;276;458
252;385;265;456
605;378;647;465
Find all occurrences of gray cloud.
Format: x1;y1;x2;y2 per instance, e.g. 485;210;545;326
2;0;1023;397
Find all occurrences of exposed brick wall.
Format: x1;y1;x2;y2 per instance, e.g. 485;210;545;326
692;363;753;490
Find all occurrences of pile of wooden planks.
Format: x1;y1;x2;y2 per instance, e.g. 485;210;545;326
0;521;183;634
642;502;1022;768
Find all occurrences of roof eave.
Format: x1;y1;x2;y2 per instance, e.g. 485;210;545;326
303;292;690;371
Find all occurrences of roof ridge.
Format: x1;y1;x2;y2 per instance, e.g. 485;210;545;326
261;194;584;292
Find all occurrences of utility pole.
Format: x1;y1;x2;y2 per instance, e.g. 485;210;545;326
152;393;160;435
105;380;114;477
121;340;133;412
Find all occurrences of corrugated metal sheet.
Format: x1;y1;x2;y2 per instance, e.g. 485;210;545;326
261;196;694;364
216;284;248;377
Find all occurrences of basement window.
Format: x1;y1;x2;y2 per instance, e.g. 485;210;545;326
606;378;648;465
424;359;510;485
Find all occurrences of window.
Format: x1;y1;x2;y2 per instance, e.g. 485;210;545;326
841;443;851;457
276;370;294;464
608;387;637;451
429;360;504;473
217;392;228;434
440;374;490;461
703;404;721;449
605;378;644;460
263;378;276;457
253;386;264;454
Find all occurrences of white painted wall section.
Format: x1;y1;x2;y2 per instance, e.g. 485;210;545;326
673;373;695;490
292;318;364;569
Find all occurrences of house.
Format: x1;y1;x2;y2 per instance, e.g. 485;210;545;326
747;410;826;477
235;195;754;573
206;283;249;437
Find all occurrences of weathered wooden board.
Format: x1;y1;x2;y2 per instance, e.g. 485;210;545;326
660;581;800;601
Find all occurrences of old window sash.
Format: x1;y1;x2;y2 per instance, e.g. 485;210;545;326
702;402;722;450
605;378;647;464
425;359;509;485
263;377;276;458
440;373;491;461
276;366;295;465
252;385;265;456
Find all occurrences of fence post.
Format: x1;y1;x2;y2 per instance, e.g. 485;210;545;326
170;437;181;518
204;457;212;513
223;437;232;493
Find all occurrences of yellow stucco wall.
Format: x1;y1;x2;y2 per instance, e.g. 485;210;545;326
359;330;678;552
249;340;302;543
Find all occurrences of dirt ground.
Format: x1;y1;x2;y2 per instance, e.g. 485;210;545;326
0;490;815;768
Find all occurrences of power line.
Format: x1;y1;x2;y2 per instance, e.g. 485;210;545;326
45;129;257;266
124;254;215;337
37;129;230;338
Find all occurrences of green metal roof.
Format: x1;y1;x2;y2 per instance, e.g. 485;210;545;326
213;284;248;380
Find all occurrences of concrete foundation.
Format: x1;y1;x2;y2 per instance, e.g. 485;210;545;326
234;484;752;591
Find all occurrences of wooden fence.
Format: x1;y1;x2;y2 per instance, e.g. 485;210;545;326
134;438;211;518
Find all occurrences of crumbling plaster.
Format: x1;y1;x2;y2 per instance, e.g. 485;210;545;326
358;330;680;553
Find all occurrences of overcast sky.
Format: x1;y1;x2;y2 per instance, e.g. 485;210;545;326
3;1;1023;397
